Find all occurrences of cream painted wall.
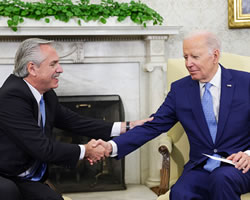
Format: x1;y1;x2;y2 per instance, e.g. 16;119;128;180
141;0;250;58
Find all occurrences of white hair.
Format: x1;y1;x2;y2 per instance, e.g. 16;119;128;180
13;38;54;78
184;31;221;55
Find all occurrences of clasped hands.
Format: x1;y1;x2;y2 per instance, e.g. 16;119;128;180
84;139;112;165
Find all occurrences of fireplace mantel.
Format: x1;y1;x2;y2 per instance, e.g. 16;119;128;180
0;25;180;38
0;17;181;37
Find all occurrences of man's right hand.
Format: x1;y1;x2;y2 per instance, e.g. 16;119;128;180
92;139;113;157
84;139;106;165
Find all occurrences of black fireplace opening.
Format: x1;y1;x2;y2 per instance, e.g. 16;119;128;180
48;95;126;193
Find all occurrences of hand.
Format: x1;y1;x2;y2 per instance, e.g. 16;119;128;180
227;151;250;173
91;139;112;157
121;117;154;133
130;117;154;129
84;139;106;165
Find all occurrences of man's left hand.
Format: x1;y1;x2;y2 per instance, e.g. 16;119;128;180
121;117;154;134
227;151;250;173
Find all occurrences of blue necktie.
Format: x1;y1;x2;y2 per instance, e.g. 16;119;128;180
40;96;46;128
202;83;221;172
26;96;47;181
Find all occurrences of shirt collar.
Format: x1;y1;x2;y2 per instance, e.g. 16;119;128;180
23;79;42;104
199;65;221;89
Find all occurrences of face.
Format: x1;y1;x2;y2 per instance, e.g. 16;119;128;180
183;34;219;83
26;44;63;94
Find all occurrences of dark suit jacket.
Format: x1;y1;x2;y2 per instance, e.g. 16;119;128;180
0;74;113;176
113;65;250;172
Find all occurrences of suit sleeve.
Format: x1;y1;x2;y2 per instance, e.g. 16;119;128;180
112;83;179;159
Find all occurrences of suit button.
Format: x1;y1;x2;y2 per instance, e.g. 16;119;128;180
214;149;218;153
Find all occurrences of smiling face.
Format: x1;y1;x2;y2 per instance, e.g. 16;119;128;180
25;44;63;94
183;33;220;83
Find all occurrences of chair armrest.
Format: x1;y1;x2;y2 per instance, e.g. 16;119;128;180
157;135;172;196
62;196;72;200
159;135;173;154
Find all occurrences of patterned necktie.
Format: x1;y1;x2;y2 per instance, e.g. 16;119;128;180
202;83;221;172
27;96;47;181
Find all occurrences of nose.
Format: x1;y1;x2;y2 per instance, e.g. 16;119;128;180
56;63;63;73
185;57;193;68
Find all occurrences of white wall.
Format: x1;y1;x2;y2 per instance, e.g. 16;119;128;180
143;0;250;58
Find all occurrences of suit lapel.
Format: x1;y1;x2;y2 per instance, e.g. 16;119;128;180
216;66;234;143
187;79;214;145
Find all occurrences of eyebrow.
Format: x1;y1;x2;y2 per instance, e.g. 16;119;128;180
50;60;59;65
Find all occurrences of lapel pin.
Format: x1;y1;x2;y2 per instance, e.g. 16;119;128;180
227;84;232;87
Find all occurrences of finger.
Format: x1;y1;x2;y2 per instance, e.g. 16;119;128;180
235;155;248;169
227;153;236;160
235;159;244;169
104;150;110;157
237;159;247;170
95;154;105;161
97;151;105;159
91;140;98;148
88;139;97;147
87;158;94;165
92;139;104;148
232;152;244;163
96;139;105;144
104;142;112;157
243;165;250;174
89;139;96;143
147;117;154;122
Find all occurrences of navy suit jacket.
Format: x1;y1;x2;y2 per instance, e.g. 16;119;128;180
113;65;250;172
0;74;113;176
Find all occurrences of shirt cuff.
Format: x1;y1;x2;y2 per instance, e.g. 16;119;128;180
108;140;118;157
79;144;85;160
111;122;121;137
244;150;250;156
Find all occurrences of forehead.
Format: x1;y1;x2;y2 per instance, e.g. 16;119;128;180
39;44;59;60
183;35;208;54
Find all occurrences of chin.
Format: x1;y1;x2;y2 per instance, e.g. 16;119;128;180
51;84;59;89
190;76;199;80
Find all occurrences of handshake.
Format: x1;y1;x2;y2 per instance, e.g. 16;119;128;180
82;117;154;165
84;139;112;165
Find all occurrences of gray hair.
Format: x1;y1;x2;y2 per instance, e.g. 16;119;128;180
13;38;54;78
184;31;222;55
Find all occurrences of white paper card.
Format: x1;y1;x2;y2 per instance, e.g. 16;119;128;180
203;153;235;165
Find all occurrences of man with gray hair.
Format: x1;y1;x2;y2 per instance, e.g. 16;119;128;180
95;31;250;199
0;38;150;200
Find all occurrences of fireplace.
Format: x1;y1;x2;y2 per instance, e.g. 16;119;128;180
48;95;126;193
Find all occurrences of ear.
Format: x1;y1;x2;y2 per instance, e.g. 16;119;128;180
27;62;37;77
213;49;220;64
